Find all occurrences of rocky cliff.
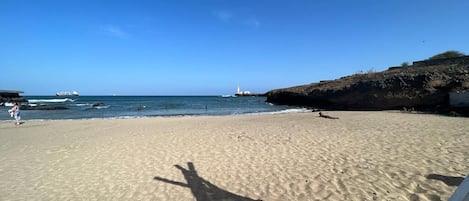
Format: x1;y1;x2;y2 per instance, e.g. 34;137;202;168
266;61;469;114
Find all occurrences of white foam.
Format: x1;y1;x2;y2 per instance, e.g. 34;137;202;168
92;105;110;109
71;103;91;107
233;108;311;116
28;98;75;103
258;108;311;115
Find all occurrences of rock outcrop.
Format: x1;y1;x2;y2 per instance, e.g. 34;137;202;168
0;90;27;104
20;105;68;110
266;59;469;114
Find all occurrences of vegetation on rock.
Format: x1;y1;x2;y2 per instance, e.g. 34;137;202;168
428;50;465;60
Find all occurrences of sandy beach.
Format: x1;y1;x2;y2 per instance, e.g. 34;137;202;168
0;111;468;201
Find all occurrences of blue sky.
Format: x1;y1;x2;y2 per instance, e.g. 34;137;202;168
1;0;468;95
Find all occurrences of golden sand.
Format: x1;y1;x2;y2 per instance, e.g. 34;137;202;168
0;111;468;200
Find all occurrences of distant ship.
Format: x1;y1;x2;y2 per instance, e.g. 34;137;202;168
56;91;79;96
235;86;252;96
221;87;263;98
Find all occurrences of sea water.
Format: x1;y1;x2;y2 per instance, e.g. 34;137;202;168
0;96;302;121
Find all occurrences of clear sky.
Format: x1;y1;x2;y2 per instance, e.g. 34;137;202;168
1;0;468;95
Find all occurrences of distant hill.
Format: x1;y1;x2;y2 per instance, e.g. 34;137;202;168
266;55;469;115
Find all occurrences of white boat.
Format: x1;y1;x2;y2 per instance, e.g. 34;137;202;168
56;91;79;96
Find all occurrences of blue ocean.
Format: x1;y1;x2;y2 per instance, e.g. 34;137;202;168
1;96;301;121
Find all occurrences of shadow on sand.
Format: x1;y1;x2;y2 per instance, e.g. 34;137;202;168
154;162;262;201
426;174;464;186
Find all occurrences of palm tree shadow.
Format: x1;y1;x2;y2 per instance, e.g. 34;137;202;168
154;162;262;201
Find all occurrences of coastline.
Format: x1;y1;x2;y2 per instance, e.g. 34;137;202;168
1;96;292;121
0;107;310;122
0;111;467;200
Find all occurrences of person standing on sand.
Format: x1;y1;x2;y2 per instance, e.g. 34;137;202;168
11;102;21;125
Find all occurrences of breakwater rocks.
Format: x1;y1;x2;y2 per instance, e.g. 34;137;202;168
0;90;27;104
20;105;68;110
266;60;469;116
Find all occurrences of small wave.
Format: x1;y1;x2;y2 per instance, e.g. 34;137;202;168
92;105;110;109
71;103;91;107
272;108;311;114
246;108;311;115
28;98;75;103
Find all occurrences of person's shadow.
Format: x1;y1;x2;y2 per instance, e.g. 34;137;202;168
154;162;262;201
426;174;465;186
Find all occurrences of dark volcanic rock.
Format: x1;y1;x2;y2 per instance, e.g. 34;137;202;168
21;105;68;110
266;62;469;113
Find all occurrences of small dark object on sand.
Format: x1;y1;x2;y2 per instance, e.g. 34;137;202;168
318;112;339;119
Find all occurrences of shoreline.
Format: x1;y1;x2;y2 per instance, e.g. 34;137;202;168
2;107;463;123
1;111;467;200
0;108;311;122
